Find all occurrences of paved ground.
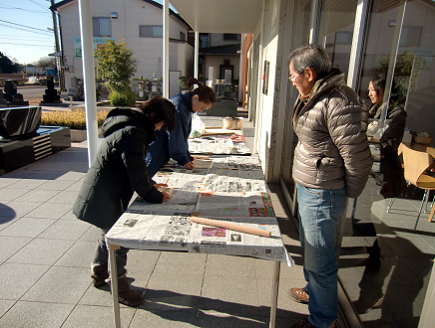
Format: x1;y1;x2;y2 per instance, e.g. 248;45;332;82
0;113;434;327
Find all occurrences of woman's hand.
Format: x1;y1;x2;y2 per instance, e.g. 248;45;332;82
184;161;195;170
161;191;171;201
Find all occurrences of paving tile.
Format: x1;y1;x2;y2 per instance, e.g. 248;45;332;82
65;181;85;192
47;190;79;204
79;224;104;241
55;240;95;267
38;219;89;240
61;304;135;328
0;299;15;317
0;301;74;328
26;170;68;180
197;311;270;328
205;254;256;277
60;209;79;221
21;266;90;303
0;263;49;299
146;272;204;310
0;217;55;238
6;238;74;265
153;252;206;275
37;179;75;191
0;188;30;202
26;202;71;219
7;179;47;190
201;274;260;316
79;283;120;307
0;201;41;218
55;171;87;181
0;215;15;232
13;189;60;203
129;309;198;328
0;177;21;188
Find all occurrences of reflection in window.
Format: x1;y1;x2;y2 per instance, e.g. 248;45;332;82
140;25;163;38
93;17;111;37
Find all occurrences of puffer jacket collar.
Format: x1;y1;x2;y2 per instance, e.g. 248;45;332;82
302;68;344;112
102;107;156;143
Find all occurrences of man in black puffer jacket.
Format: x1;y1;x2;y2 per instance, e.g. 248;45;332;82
73;96;176;306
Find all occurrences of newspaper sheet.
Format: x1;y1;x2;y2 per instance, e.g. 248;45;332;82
106;213;293;266
188;135;251;155
106;155;293;266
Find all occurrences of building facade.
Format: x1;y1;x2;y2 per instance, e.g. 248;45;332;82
51;0;194;96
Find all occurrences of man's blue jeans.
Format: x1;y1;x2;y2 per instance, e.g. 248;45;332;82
296;184;347;327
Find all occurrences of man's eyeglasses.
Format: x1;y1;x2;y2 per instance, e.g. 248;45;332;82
289;73;300;82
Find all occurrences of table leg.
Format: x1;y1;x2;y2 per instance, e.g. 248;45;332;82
109;244;121;328
269;261;281;328
429;201;435;222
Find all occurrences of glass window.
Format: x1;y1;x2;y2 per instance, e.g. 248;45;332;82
139;25;163;38
92;17;111;37
223;34;241;41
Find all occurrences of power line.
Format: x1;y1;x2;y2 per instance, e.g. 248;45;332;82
0;41;54;48
2;36;53;43
27;0;49;11
0;3;50;15
0;19;52;33
0;24;54;37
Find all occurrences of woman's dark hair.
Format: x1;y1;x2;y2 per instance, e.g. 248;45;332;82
138;96;177;131
192;85;216;104
370;72;386;95
288;45;331;79
186;77;216;104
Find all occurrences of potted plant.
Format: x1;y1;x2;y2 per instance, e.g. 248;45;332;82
41;109;108;142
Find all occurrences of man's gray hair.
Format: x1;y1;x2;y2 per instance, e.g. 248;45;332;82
288;45;332;79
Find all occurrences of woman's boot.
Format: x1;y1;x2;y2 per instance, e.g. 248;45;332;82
112;275;146;306
91;263;109;287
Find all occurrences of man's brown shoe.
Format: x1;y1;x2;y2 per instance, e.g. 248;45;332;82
289;287;309;304
292;318;337;328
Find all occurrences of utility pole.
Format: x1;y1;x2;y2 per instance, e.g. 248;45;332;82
50;0;65;91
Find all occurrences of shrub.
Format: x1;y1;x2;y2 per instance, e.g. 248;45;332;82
41;109;108;130
109;89;137;107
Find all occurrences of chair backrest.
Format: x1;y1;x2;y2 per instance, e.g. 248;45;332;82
401;143;434;186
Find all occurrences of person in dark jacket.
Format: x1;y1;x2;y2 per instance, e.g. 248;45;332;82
73;96;177;306
146;78;216;177
368;73;407;198
288;45;372;328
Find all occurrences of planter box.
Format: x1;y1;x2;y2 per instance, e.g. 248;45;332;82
70;127;102;142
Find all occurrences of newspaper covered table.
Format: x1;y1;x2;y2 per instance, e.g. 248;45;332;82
106;156;292;328
188;134;251;155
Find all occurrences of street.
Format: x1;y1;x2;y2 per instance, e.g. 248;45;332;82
17;85;47;103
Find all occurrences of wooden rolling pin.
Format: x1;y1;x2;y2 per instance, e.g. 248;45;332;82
190;216;271;238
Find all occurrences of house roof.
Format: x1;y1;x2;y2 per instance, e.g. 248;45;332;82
50;0;192;29
200;43;241;56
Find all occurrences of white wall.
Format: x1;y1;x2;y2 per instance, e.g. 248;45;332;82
251;0;286;181
58;0;192;92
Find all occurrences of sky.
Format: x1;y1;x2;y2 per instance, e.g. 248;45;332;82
0;0;56;65
0;0;177;66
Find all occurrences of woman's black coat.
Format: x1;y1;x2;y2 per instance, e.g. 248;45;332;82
73;107;163;229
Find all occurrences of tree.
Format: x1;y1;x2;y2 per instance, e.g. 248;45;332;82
0;52;20;73
33;57;56;70
95;39;138;106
